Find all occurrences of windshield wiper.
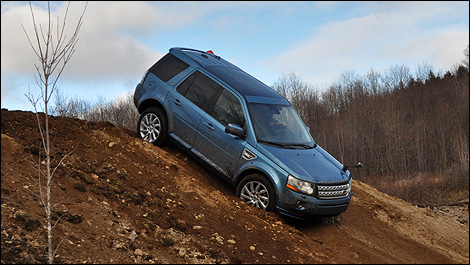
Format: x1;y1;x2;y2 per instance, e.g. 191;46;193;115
258;140;295;149
258;141;316;149
290;143;316;149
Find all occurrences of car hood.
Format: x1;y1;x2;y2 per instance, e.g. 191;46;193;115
257;143;349;184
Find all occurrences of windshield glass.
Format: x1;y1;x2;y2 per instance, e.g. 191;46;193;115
248;103;314;147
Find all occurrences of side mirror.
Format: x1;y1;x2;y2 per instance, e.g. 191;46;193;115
225;123;246;139
342;162;363;172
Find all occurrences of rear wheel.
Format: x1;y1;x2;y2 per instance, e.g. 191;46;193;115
137;107;168;146
236;174;276;212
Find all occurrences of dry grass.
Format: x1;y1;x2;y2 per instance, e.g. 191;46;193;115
357;168;469;206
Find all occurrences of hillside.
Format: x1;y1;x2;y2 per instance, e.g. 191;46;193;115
1;108;468;264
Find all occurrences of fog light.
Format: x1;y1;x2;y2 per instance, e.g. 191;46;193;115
296;200;304;209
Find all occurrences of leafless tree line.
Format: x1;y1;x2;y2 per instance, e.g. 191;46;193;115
51;90;139;131
272;51;469;204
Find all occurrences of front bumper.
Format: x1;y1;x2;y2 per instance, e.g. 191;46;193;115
276;189;353;219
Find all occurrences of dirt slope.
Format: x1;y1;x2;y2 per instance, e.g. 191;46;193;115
1;109;468;264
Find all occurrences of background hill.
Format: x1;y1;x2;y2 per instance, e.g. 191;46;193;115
1;109;468;264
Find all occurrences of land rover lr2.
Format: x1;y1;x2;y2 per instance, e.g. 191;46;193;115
134;47;356;219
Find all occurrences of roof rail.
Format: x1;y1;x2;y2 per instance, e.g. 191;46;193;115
170;47;221;59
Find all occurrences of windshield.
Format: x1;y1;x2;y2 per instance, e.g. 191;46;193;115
248;103;314;147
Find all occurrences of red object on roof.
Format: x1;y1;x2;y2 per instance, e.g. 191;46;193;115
206;50;214;54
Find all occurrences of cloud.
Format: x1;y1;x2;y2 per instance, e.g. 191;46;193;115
261;1;469;86
2;2;165;81
1;3;39;76
1;1;168;109
1;1;252;110
0;1;258;84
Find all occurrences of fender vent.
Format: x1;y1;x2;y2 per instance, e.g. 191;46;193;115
242;148;257;160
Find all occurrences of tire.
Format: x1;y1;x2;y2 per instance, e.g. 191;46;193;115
236;174;276;212
137;107;168;146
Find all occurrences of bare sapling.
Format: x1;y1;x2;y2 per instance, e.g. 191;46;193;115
22;1;87;263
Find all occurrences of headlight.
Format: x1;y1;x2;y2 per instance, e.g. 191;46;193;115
286;175;316;196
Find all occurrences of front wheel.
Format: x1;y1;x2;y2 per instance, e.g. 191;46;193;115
137;107;168;146
236;174;276;212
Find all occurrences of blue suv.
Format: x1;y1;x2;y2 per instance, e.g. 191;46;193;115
134;47;358;219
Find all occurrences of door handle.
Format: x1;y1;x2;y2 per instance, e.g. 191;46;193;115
173;99;182;106
203;122;215;131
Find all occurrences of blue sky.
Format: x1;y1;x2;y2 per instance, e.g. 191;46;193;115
1;1;469;112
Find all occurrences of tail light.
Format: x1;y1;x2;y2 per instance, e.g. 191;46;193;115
139;70;149;86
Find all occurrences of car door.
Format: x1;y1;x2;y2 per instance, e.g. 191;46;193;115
193;88;247;178
167;70;220;148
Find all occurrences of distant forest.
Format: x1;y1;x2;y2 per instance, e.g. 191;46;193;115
272;46;468;204
51;46;469;205
275;63;468;179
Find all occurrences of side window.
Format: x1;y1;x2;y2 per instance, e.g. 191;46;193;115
176;71;198;95
149;54;189;82
176;71;222;110
210;89;245;128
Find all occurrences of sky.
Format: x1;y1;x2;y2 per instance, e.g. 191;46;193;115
1;1;469;112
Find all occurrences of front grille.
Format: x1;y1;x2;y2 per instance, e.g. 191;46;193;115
317;183;350;199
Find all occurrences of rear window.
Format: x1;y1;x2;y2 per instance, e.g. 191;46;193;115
149;54;189;82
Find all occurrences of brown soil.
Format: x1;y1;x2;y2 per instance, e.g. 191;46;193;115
1;108;468;264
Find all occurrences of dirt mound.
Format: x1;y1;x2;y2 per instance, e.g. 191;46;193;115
1;109;468;264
